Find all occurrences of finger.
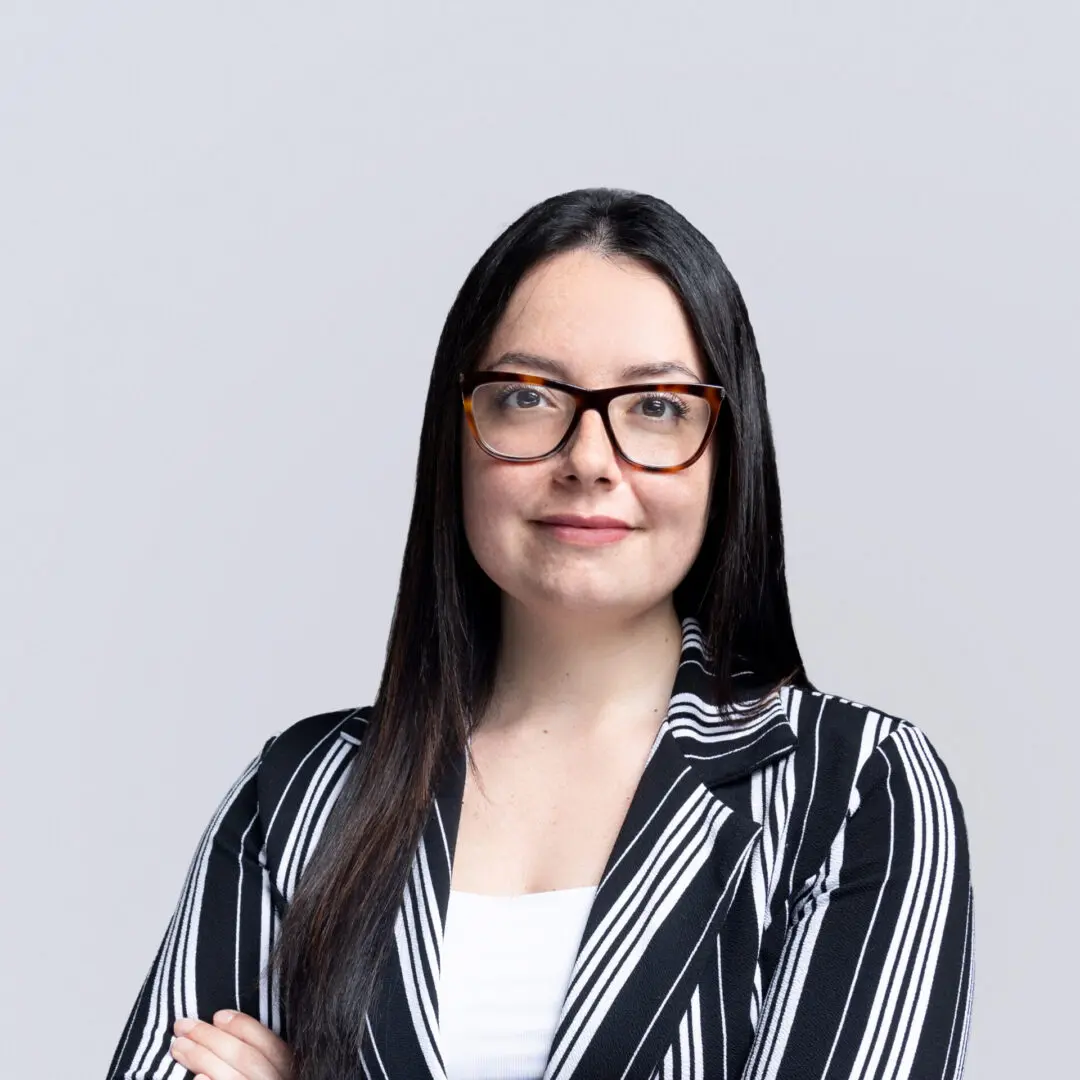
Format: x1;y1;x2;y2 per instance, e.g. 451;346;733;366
171;1018;281;1080
213;1011;294;1076
170;1035;245;1080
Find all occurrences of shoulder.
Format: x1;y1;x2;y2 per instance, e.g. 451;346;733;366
787;684;908;764
260;704;371;760
783;684;967;817
767;687;972;900
253;705;372;839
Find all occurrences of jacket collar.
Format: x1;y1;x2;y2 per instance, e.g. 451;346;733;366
664;617;800;788
355;615;799;1080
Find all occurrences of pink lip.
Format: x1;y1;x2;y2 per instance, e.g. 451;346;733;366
537;514;632;529
534;514;635;547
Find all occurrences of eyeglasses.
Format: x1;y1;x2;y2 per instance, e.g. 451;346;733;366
459;370;725;473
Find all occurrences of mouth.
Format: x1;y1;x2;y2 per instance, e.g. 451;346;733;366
533;515;635;547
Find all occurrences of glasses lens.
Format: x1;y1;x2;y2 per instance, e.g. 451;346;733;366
470;380;577;459
609;389;712;467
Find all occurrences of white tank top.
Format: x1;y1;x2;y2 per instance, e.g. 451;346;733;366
439;885;597;1080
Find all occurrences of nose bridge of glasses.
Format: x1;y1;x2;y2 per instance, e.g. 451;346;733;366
562;397;621;459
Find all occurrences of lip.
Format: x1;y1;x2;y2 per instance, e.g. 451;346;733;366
533;514;635;547
536;514;632;529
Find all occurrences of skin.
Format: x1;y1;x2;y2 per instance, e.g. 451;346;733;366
171;247;717;1076
463;248;714;638
170;1010;292;1079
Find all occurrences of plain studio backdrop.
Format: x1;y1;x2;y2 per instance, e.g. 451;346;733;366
1;2;1076;1076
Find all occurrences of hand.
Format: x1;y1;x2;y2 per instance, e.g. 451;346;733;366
170;1010;294;1080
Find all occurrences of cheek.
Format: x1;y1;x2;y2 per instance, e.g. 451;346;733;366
638;465;713;538
460;444;529;564
460;444;493;551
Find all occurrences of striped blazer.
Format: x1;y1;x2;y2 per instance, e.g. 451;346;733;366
107;617;974;1079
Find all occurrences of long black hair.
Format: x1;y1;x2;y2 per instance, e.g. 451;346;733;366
272;187;809;1079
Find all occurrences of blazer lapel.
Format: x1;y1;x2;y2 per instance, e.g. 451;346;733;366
359;750;467;1080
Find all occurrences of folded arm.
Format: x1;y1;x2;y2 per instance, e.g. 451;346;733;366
107;738;281;1080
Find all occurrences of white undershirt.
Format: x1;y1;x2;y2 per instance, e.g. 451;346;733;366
439;885;597;1080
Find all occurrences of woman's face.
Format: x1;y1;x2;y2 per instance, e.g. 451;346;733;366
461;249;717;622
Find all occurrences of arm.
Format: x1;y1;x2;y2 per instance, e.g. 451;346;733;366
741;721;974;1080
106;736;282;1080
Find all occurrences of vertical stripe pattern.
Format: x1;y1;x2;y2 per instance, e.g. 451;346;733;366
107;621;973;1080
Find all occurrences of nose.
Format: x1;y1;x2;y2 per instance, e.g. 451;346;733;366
557;407;621;485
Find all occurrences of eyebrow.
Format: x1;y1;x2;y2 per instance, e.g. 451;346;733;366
486;351;704;383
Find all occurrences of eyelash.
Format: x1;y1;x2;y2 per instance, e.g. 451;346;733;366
639;392;692;419
492;386;553;408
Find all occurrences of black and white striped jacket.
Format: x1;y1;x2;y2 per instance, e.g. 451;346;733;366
107;617;974;1079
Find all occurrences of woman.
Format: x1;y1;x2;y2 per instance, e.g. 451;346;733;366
107;188;974;1080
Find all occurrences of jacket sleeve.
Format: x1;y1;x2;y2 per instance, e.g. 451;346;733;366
740;721;975;1080
106;736;282;1080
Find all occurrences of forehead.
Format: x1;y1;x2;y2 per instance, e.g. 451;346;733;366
480;249;707;385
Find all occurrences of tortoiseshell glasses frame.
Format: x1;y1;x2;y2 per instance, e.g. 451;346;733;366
459;370;726;474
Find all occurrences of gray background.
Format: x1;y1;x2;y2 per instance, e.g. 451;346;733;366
1;2;1076;1076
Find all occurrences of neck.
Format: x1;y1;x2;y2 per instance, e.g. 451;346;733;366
480;596;684;737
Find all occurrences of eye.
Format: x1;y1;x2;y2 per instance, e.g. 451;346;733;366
493;385;554;409
634;393;692;420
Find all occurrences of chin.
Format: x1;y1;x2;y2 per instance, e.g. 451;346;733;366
515;573;661;617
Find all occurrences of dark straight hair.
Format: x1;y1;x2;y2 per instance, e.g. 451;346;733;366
272;187;809;1079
